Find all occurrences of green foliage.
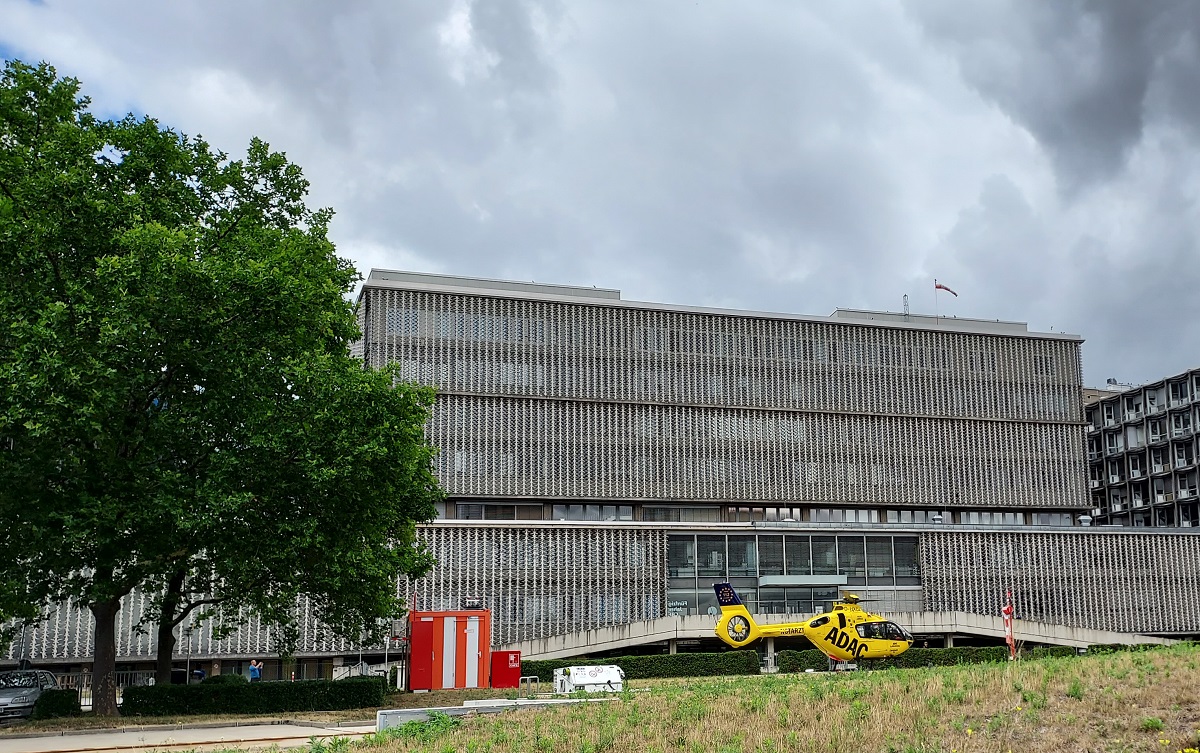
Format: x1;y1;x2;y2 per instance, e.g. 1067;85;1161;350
30;688;81;719
521;651;760;683
0;59;443;709
779;646;1034;673
1140;716;1165;732
1030;646;1078;659
1066;677;1085;700
121;678;385;716
203;673;249;684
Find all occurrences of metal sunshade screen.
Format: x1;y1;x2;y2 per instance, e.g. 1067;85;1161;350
920;530;1200;633
406;526;668;645
428;396;1085;508
360;288;1084;422
1;593;355;662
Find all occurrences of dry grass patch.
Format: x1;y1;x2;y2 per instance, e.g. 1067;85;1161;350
371;644;1200;753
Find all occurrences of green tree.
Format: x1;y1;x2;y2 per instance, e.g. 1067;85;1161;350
0;60;441;715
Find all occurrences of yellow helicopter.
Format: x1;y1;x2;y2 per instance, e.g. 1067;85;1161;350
712;582;914;661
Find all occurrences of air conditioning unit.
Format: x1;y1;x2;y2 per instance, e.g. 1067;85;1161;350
1112;503;1124;512
1165;492;1177;503
1109;474;1121;483
1130;409;1142;419
1177;460;1190;469
1105;418;1116;427
1156;494;1166;504
1131;469;1143;478
1090;479;1102;488
1154;464;1166;473
1180;489;1194;499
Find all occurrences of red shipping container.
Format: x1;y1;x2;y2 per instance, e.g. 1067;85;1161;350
408;610;491;691
490;650;522;689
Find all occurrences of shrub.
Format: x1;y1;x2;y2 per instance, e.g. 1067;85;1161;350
1030;646;1078;659
779;647;1020;673
521;650;760;683
777;650;828;673
122;677;385;716
31;688;81;719
203;673;249;684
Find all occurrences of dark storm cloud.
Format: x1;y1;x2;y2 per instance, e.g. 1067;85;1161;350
2;0;1198;385
905;0;1200;191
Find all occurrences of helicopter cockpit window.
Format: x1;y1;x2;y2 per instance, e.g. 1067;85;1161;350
885;622;910;641
808;616;830;628
837;612;846;629
856;622;885;640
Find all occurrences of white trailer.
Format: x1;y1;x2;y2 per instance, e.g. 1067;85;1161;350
553;665;625;694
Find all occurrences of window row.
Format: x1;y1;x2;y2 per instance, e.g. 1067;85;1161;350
667;534;920;586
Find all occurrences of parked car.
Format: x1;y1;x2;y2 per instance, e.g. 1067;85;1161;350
0;670;58;722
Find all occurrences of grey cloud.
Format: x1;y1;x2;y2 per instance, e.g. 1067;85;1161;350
904;0;1200;192
2;0;1198;385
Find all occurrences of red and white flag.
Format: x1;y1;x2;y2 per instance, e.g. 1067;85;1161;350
934;279;958;297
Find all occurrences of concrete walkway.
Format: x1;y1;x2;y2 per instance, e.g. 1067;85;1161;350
0;722;376;753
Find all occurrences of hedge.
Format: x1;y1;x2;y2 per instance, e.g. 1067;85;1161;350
31;688;81;719
521;650;760;683
777;645;1097;672
202;673;248;684
122;678;385;716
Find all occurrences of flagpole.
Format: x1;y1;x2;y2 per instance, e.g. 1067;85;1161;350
933;279;940;324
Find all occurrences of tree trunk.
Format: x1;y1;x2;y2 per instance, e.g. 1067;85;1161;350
90;599;121;717
155;568;187;685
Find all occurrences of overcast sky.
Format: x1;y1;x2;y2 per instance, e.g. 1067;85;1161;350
3;1;1199;387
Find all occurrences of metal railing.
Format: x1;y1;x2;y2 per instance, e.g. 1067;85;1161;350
55;671;156;707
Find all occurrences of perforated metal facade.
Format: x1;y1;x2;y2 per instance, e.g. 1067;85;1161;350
406;525;668;645
358;275;1088;510
2;593;354;663
921;529;1200;633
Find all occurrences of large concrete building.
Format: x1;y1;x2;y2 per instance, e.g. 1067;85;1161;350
1084;368;1200;527
7;270;1200;674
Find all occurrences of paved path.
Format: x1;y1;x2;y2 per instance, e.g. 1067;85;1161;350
0;722;376;753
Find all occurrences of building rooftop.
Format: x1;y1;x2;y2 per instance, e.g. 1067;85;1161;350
364;269;1081;341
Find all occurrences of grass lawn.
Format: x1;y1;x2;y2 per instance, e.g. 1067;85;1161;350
7;646;1200;752
377;644;1200;753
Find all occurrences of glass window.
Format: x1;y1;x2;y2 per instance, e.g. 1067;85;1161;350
568;504;584;519
618;505;633;521
866;537;893;583
812;536;837;575
785;587;812;615
515;505;543;521
728;535;757;577
758;535;784;576
785;535;811;575
667;588;697;616
759;588;786;614
668;535;696;577
485;505;516;520
837;536;866;584
697;536;726;578
552;504;567;520
813;587;838;612
894;537;919;584
584;505;601;521
456;503;483;520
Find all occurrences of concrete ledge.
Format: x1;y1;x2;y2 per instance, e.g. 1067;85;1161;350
499;612;1176;659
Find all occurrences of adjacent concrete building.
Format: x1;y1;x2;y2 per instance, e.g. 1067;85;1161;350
1084;368;1200;527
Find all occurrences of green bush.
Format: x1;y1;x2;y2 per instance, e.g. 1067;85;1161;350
122;677;385;716
203;673;248;684
521;650;760;683
31;688;81;719
1030;646;1078;659
776;649;828;673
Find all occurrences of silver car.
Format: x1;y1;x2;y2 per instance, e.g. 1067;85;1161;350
0;670;58;721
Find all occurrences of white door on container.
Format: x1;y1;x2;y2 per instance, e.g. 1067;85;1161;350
465;617;480;688
442;616;457;689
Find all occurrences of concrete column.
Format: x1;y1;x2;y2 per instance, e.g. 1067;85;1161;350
766;637;776;671
668;639;677;655
944;633;955;648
